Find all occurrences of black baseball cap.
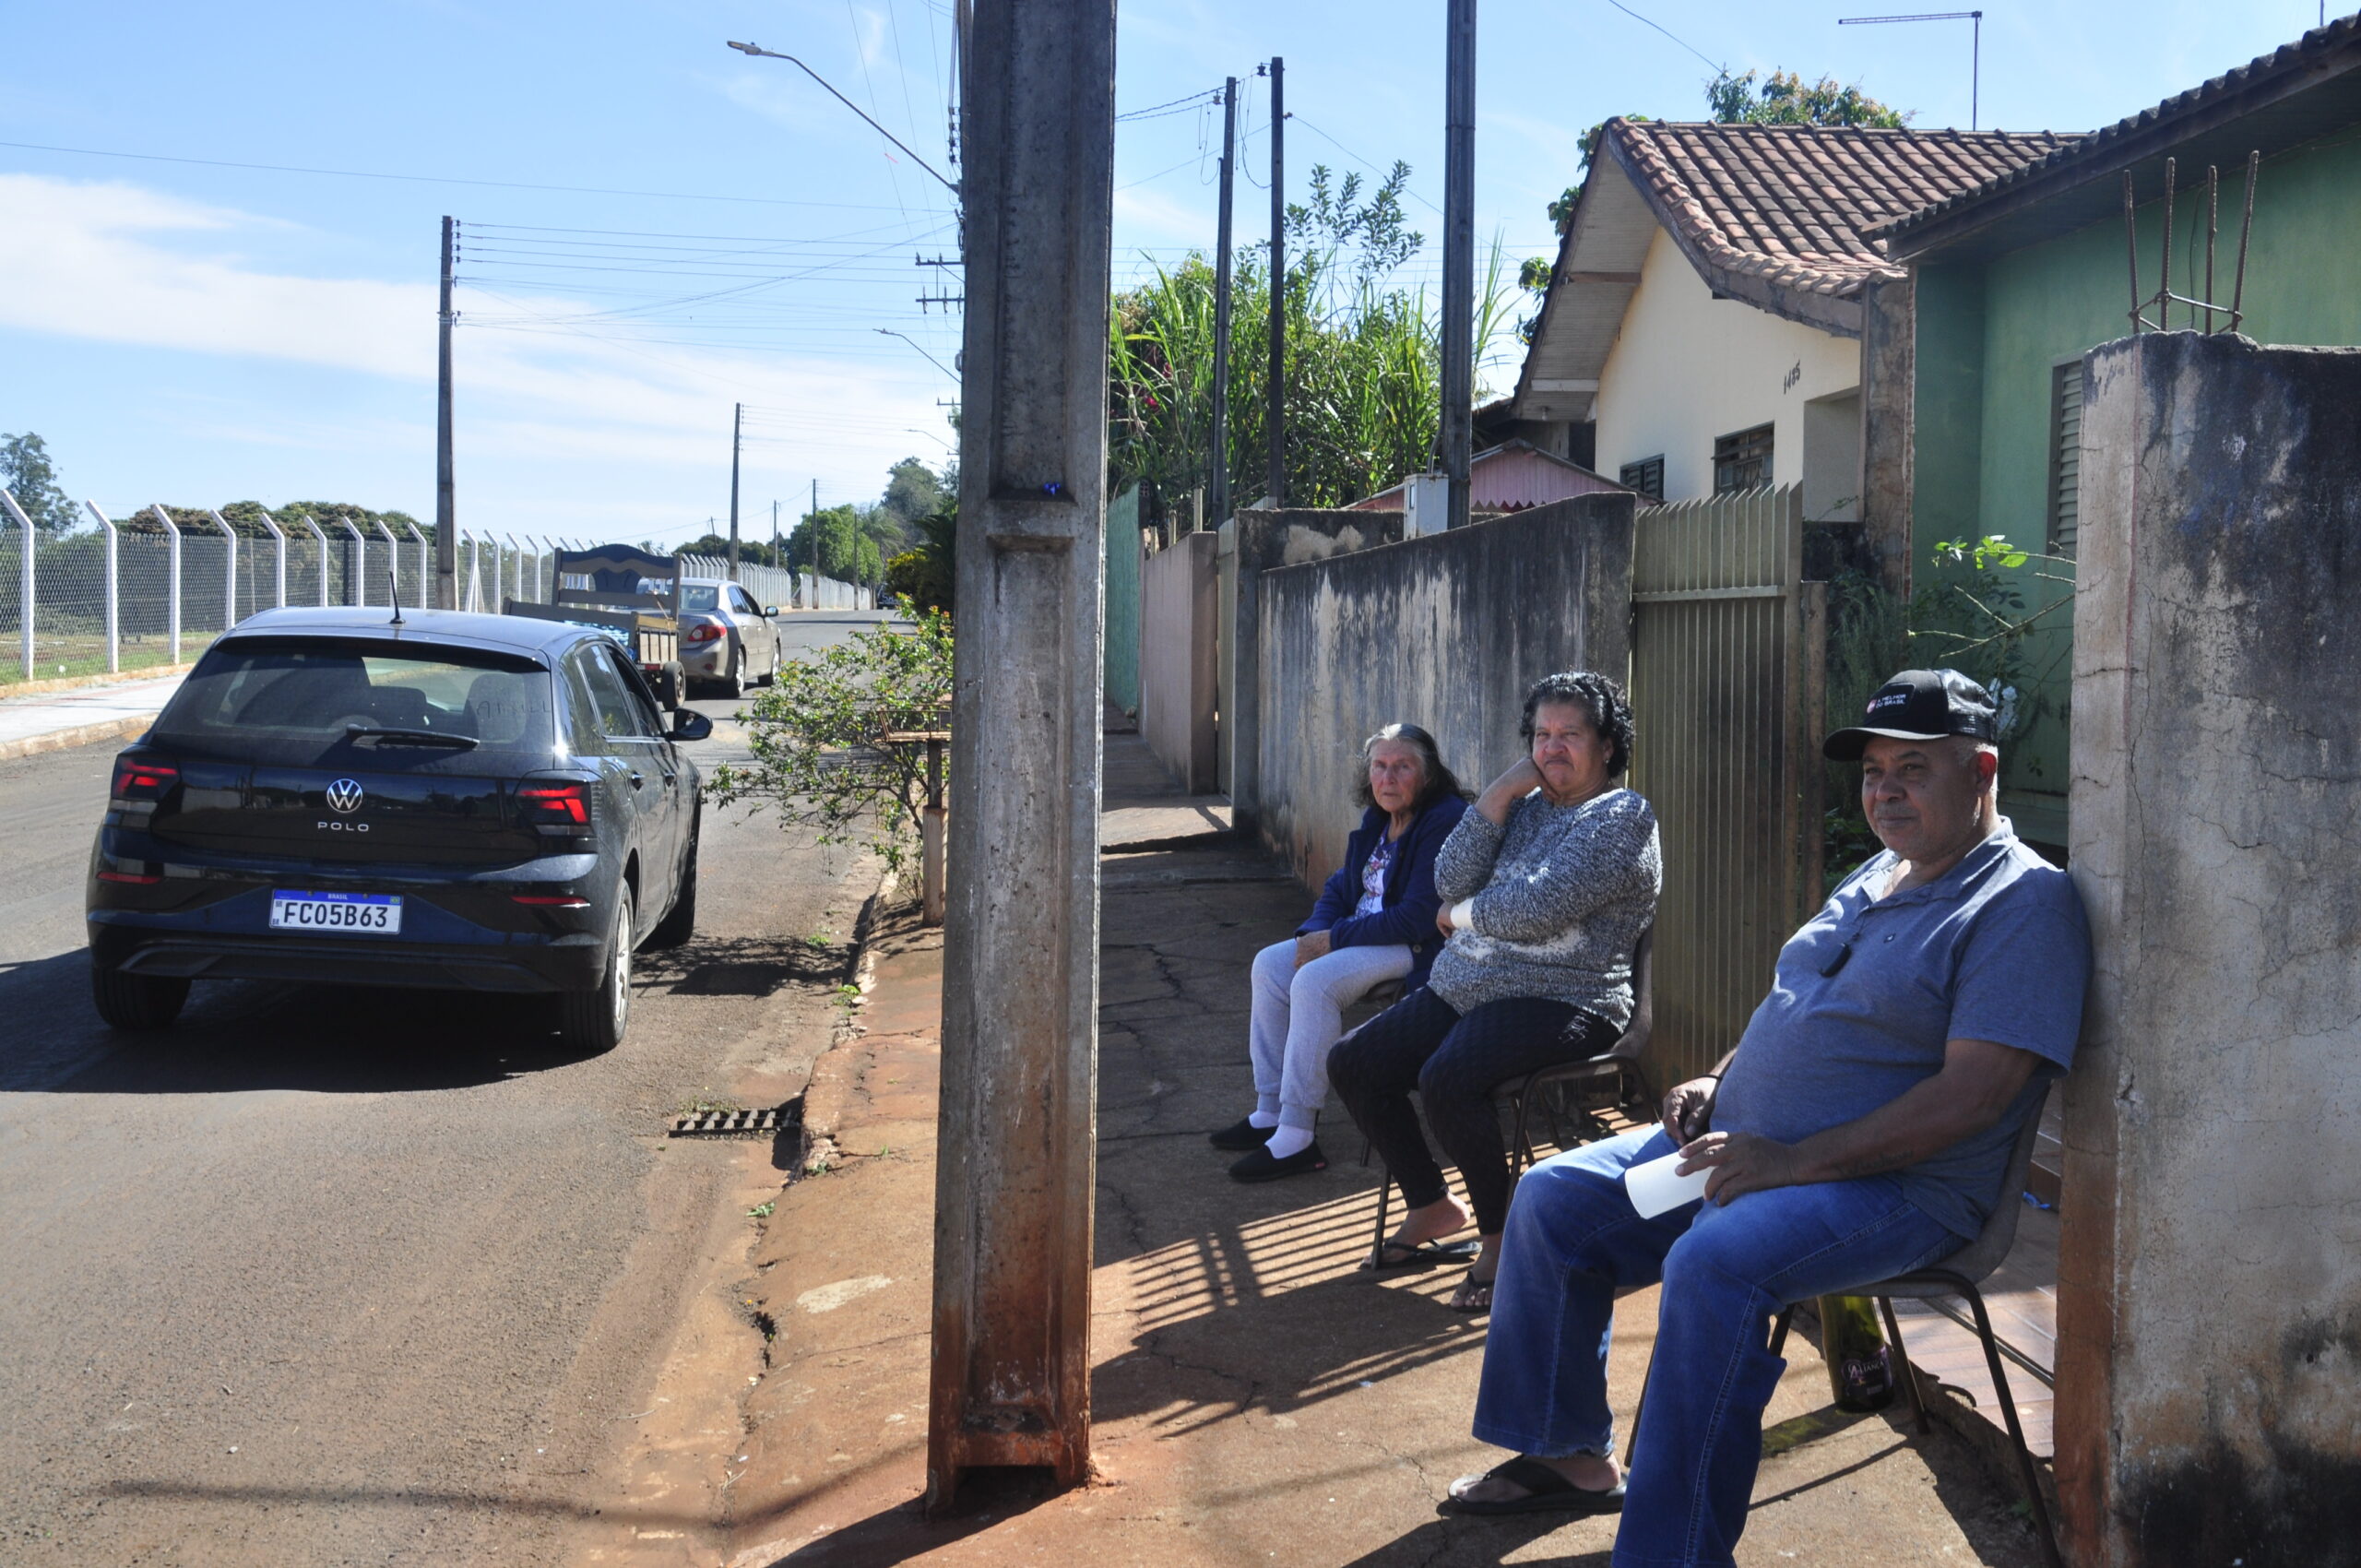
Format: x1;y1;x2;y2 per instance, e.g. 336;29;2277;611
1822;669;1999;761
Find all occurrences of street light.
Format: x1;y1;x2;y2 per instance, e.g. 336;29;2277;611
874;327;959;380
726;41;960;195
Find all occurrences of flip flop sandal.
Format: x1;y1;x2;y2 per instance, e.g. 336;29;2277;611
1440;1456;1627;1517
1361;1238;1480;1272
1448;1275;1496;1313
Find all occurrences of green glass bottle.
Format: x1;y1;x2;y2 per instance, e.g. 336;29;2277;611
1817;1294;1896;1411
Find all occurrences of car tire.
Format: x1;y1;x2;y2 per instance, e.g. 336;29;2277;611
556;885;634;1052
646;821;698;950
719;648;745;700
91;959;190;1031
757;638;779;687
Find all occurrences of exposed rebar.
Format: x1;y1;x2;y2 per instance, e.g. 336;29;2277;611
2231;149;2259;333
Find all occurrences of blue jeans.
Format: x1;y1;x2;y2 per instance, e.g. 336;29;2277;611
1471;1127;1960;1568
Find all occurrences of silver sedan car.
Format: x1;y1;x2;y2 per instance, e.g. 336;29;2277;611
677;578;783;697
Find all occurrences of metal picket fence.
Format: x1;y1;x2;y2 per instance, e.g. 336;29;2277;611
0;490;592;686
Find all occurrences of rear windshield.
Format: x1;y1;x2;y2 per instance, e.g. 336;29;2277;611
681;585;720;612
160;637;554;750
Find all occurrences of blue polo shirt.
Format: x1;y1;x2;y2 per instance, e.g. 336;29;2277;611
1712;822;2092;1239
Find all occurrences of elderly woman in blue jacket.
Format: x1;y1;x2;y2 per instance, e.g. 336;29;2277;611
1211;723;1469;1182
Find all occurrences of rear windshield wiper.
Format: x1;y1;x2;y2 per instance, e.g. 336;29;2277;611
343;724;480;751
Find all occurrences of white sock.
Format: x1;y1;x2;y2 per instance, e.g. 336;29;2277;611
1248;1109;1280;1129
1264;1124;1315;1160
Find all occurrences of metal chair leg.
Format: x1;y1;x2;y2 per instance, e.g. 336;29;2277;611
1369;1164;1393;1265
1876;1295;1930;1434
1928;1271;2062;1568
1768;1304;1797;1358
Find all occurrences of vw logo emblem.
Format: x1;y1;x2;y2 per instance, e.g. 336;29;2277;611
326;778;365;814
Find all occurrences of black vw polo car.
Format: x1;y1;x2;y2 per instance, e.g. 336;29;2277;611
85;607;712;1051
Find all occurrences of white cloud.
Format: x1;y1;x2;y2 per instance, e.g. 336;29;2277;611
0;173;946;513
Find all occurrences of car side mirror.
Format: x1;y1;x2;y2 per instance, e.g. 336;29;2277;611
669;709;714;742
763;606;778;618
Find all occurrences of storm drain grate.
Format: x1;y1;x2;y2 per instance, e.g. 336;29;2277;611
670;1099;800;1139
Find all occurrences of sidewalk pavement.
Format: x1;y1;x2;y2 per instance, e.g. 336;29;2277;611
0;670;188;761
721;733;2049;1568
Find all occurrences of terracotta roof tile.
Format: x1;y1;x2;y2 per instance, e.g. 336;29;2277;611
1610;120;2079;299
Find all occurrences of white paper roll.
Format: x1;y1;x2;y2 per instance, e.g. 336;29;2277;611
1624;1149;1712;1218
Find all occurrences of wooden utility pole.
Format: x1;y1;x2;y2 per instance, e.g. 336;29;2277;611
1208;76;1238;529
728;402;743;582
1440;0;1477;531
435;216;457;609
928;0;1113;1512
1264;56;1286;509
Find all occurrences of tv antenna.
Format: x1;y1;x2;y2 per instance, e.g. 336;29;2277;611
1839;10;1983;129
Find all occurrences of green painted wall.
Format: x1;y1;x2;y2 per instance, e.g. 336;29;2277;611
1913;127;2361;843
1105;484;1143;719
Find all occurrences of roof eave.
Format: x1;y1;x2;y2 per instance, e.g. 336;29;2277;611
1880;19;2361;263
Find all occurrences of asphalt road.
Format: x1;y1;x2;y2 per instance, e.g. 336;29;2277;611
0;609;897;1565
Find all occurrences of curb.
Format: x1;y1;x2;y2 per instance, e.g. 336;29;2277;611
0;663;194;701
0;713;160;764
799;865;902;1173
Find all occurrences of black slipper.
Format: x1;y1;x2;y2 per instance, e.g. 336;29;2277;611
1228;1142;1328;1182
1208;1116;1273;1151
1448;1275;1496;1313
1440;1456;1626;1517
1361;1237;1480;1272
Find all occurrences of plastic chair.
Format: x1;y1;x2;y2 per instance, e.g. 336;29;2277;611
1360;923;1657;1262
1631;1092;2061;1568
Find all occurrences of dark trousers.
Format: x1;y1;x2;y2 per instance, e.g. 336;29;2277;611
1327;987;1617;1235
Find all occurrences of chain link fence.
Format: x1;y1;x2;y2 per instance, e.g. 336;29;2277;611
677;553;872;611
0;492;596;688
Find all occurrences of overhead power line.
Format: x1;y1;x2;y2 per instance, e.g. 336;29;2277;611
0;138;910;210
1603;0;1725;73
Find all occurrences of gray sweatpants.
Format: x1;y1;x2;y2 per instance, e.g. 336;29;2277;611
1248;937;1415;1132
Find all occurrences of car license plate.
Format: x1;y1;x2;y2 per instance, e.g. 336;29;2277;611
268;890;403;934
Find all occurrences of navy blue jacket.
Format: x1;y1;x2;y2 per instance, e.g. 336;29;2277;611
1298;793;1470;990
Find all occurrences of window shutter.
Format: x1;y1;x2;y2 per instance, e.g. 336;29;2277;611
2050;362;2082;556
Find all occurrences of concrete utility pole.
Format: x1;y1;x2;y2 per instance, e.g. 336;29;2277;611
928;0;1113;1510
771;497;780;570
435;215;458;609
1440;0;1477;531
1265;57;1287;508
728;402;743;582
1208;76;1238;529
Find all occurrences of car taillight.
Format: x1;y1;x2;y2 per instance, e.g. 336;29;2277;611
110;754;179;810
98;870;162;885
512;893;591;908
516;780;591;831
685;621;725;644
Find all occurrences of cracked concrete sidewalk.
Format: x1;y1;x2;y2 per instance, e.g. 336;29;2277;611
721;735;2051;1568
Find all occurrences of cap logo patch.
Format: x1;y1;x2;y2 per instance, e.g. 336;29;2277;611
1867;692;1910;714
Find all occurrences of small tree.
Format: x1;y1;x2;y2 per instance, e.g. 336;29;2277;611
0;432;78;536
1707;69;1911;128
706;609;954;876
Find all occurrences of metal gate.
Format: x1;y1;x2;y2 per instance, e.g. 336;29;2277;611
1626;483;1825;1085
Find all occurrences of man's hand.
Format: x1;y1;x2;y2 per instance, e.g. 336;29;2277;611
1677;1130;1808;1205
1294;930;1333;968
1435;905;1455;936
1659;1075;1720;1144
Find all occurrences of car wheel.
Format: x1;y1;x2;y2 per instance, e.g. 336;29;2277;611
757;640;778;687
719;647;745;700
90;959;190;1031
646;820;698;950
556;885;634;1052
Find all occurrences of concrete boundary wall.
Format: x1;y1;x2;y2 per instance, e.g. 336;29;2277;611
2060;331;2361;1565
1139;530;1217;791
1253;496;1635;894
1222;507;1405;827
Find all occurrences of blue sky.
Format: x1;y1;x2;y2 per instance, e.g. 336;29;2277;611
0;0;2337;547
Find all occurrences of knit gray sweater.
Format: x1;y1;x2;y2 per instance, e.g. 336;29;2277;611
1425;786;1661;1027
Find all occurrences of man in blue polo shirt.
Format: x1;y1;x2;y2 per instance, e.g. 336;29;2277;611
1437;669;2092;1568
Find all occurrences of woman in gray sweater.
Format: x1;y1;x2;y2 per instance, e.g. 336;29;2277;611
1328;671;1660;1313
